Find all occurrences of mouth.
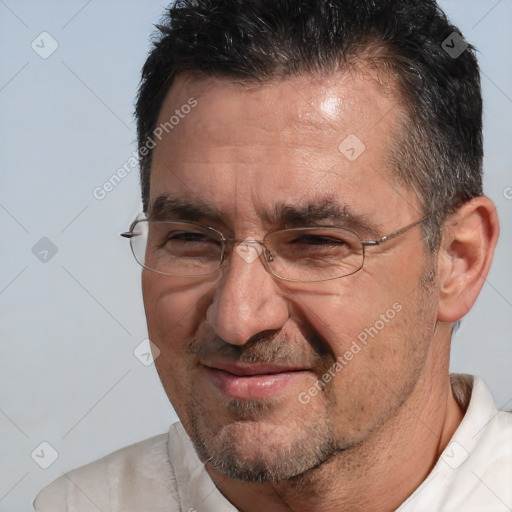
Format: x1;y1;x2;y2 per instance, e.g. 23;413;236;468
201;361;309;400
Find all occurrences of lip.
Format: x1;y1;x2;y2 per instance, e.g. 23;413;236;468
202;362;308;400
204;361;304;376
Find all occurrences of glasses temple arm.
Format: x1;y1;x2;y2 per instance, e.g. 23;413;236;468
362;214;431;246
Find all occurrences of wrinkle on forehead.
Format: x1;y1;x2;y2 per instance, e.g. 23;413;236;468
160;70;397;144
150;69;415;234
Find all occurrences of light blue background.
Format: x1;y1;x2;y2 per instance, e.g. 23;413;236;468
0;1;511;510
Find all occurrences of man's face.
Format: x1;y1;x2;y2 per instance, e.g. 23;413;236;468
143;72;440;481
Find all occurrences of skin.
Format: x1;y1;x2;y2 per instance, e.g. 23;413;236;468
142;71;499;511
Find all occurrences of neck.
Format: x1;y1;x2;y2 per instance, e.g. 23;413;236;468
206;332;465;512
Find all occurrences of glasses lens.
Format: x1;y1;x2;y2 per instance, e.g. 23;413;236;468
266;227;364;281
130;220;223;277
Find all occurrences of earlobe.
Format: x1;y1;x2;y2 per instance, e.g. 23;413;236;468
437;196;500;323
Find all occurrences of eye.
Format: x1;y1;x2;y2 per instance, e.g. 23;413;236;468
273;229;360;260
291;234;349;246
148;224;221;252
157;229;222;260
167;231;213;243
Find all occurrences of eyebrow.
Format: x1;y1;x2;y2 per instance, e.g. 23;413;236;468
260;200;383;237
149;195;225;223
148;195;382;237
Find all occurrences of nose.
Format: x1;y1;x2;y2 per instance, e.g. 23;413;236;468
205;240;289;345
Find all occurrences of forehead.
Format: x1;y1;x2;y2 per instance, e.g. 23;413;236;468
149;71;417;227
154;71;398;152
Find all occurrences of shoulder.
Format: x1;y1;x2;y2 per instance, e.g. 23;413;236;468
448;407;512;510
476;407;512;479
443;376;512;509
456;376;512;481
400;376;512;512
33;432;180;512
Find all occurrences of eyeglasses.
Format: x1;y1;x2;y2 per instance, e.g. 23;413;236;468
121;215;430;283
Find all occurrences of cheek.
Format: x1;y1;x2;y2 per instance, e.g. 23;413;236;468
291;270;406;357
290;272;430;397
142;272;216;353
141;273;214;415
293;287;429;438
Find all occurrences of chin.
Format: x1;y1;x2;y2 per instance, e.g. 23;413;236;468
187;406;341;483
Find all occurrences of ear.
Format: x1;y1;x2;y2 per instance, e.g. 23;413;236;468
437;196;500;323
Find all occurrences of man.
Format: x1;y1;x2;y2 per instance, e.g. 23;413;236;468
35;0;511;510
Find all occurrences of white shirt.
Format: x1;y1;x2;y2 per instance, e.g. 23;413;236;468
34;375;512;511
